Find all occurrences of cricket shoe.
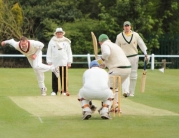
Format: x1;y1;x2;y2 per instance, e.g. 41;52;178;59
61;92;66;95
82;111;92;120
90;105;97;113
51;92;57;96
41;87;47;96
129;94;134;97
123;92;129;98
52;66;59;78
101;113;111;120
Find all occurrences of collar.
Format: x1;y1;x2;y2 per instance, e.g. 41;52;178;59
19;41;30;53
124;30;132;36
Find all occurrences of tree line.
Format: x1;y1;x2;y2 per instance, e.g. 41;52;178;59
0;0;179;56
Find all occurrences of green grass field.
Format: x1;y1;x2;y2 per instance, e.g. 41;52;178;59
0;68;179;138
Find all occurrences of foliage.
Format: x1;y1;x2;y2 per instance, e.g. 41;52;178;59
0;1;23;54
17;0;83;40
1;0;179;55
0;2;23;40
11;3;23;27
62;19;100;54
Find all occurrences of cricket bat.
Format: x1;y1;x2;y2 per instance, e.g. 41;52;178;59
91;32;98;59
140;60;147;92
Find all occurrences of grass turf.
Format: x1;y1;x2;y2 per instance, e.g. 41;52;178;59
0;68;179;138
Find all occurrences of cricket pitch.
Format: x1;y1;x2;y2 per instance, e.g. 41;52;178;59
9;95;179;117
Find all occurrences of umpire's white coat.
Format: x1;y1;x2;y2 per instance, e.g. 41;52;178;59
78;67;113;112
46;36;72;67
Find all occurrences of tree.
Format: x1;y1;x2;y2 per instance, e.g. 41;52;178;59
62;19;100;55
16;0;83;41
97;0;163;54
0;1;23;40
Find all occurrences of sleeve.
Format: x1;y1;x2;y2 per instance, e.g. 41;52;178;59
66;42;73;63
31;40;44;55
115;34;121;47
101;44;110;61
46;40;53;64
4;39;19;49
137;34;147;55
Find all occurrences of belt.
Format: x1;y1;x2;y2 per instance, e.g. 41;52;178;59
117;66;131;68
127;54;138;58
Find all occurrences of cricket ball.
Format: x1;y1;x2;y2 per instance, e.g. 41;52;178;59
66;92;70;96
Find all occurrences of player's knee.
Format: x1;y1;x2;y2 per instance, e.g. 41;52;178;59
33;65;40;70
130;70;137;79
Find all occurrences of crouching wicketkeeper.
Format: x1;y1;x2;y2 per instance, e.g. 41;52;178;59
78;60;113;120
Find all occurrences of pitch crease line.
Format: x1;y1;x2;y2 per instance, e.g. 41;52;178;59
37;115;43;123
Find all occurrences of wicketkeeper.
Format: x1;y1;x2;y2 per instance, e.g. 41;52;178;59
1;36;59;96
78;60;113;120
98;34;131;102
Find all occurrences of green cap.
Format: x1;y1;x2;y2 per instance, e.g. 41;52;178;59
123;21;131;26
98;34;109;42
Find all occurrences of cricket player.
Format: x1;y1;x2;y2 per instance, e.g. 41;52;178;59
98;34;131;100
78;60;113;120
1;36;59;96
46;28;73;96
115;21;149;97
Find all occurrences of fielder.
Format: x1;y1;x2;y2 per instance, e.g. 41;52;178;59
98;34;131;101
115;21;149;97
1;36;59;96
78;60;113;120
46;28;73;96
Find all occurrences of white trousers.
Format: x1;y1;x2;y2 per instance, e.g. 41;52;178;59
122;55;139;95
27;51;53;89
78;87;113;114
108;67;131;101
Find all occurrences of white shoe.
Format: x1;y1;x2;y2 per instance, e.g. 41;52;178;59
101;113;111;119
82;111;92;120
123;92;129;98
129;94;134;97
51;92;56;96
52;66;59;78
41;87;47;96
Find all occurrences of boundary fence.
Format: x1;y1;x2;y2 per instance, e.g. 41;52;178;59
0;54;179;69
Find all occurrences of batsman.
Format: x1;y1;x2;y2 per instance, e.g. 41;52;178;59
98;34;131;103
115;21;150;97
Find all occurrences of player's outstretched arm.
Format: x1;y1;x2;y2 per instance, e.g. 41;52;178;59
1;41;6;46
1;39;18;48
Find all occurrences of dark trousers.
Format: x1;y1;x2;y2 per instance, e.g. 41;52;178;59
52;66;67;94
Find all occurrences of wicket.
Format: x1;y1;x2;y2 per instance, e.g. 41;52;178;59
109;76;121;117
58;66;69;95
